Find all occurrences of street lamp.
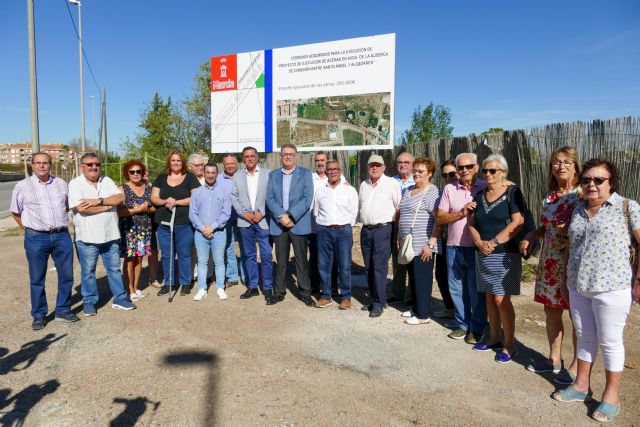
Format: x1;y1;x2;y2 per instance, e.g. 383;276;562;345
69;0;86;153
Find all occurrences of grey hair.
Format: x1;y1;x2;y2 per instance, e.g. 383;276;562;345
396;152;415;162
483;154;509;174
455;152;477;165
187;153;207;165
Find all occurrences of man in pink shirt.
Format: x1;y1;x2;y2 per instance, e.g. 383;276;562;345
437;152;488;344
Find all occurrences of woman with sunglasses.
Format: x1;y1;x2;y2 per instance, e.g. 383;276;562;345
552;159;640;423
118;159;155;301
397;157;441;325
520;146;580;384
468;154;524;364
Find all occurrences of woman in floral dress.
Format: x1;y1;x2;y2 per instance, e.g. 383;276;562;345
520;146;580;384
118;159;155;301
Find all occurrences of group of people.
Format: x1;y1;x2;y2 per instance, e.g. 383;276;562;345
11;144;640;423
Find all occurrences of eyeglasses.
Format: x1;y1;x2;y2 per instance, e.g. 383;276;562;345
327;168;340;172
192;163;204;168
396;160;411;165
281;152;296;158
581;176;609;186
412;169;428;174
83;162;101;167
441;171;457;178
368;163;383;168
552;160;574;167
128;169;143;175
456;164;475;171
481;168;503;175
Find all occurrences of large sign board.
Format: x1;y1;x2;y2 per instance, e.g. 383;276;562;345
211;33;395;153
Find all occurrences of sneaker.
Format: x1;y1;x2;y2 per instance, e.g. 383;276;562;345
83;303;97;317
339;299;352;310
180;285;192;296
32;317;46;330
216;288;228;300
401;310;413;318
112;300;136;311
464;331;482;345
130;293;140;302
448;328;466;340
526;360;563;374
472;341;503;352
193;288;208;301
55;312;79;323
157;287;170;296
315;298;334;308
405;316;430;325
495;351;517;364
554;369;577;385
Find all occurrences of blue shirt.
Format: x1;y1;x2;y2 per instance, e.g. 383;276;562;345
281;167;295;211
188;181;231;233
393;174;415;196
218;174;238;220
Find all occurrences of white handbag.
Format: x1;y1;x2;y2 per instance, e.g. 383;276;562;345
397;191;428;265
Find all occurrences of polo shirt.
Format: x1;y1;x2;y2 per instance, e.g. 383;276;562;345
438;179;487;247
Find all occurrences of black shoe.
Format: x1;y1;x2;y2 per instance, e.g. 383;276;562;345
265;295;278;305
226;280;239;288
240;288;260;299
369;306;384;318
276;294;285;302
301;296;316;307
180;285;191;296
361;303;372;311
32;317;46;330
157;287;170;296
55;312;79;323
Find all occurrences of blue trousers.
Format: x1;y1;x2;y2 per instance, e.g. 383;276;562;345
360;224;392;308
225;220;247;283
317;225;353;300
157;223;194;287
76;239;128;305
239;224;273;291
446;246;487;333
24;229;74;318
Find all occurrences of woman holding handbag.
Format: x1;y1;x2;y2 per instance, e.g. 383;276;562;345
397;157;441;325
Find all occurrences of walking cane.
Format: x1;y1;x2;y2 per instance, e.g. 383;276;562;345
160;207;176;303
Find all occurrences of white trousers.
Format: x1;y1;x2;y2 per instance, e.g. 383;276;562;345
569;287;632;372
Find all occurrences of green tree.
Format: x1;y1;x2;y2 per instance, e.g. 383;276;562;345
398;103;453;145
482;127;504;136
182;60;211;154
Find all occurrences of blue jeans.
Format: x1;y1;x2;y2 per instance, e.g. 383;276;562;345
225;220;247;283
317;225;352;300
194;230;226;290
239;224;273;291
76;239;128;305
409;256;435;320
446;246;487;333
24;229;74;318
157;223;193;287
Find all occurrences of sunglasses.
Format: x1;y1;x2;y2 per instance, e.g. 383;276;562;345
83;162;101;167
128;169;143;175
441;171;457;178
327;168;340;172
581;176;609;186
481;168;503;175
457;164;475;171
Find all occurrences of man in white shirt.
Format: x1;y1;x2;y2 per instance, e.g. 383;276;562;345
313;160;358;310
68;153;135;316
358;154;402;318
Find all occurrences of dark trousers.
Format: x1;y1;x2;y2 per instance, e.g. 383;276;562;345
309;232;338;291
273;231;311;298
409;257;435;319
317;225;353;300
390;222;410;303
360;224;392;308
24;229;74;318
435;251;454;310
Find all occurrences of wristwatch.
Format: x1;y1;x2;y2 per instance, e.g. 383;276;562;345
491;237;499;245
99;197;104;206
427;242;436;250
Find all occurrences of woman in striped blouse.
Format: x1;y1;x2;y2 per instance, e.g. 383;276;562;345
397;157;441;325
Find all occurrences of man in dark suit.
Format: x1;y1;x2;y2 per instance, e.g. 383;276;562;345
266;143;315;306
230;147;274;304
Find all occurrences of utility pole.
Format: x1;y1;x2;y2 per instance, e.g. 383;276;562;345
89;95;96;153
69;0;86;152
26;0;40;152
102;87;108;178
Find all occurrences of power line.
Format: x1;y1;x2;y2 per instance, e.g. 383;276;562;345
62;0;101;95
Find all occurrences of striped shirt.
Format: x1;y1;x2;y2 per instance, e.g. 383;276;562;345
398;184;441;254
10;175;69;231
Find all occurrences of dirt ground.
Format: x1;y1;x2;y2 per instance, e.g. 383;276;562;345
0;222;639;426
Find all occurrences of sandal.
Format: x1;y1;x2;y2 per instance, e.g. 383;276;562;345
150;280;162;289
552;385;592;402
591;402;620;423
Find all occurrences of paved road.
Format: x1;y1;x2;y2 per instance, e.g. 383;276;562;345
0;181;18;218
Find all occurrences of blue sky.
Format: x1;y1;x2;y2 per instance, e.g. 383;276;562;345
1;0;638;153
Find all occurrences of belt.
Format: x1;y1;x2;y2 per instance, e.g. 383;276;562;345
324;224;349;229
26;227;68;234
363;222;391;230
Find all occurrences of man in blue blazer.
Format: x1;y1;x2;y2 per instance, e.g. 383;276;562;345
230;147;274;303
266;143;315;306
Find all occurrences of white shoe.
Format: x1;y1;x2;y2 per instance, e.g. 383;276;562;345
135;289;147;299
401;310;413;318
129;293;139;302
216;288;228;300
193;289;208;301
405;316;430;325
